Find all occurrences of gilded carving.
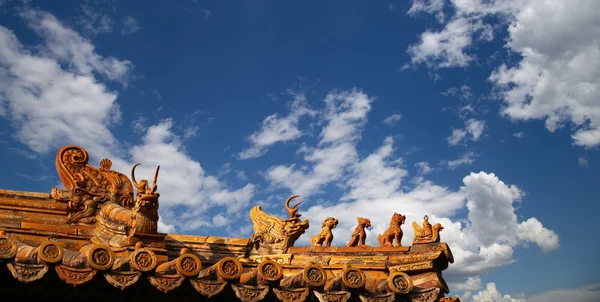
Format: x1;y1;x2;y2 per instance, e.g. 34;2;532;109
176;253;202;277
408;287;440;302
86;245;115;270
130;248;158;272
7;262;49;283
311;217;339;247
104;271;141;290
128;163;160;242
51;146;134;223
0;233;17;259
412;215;444;245
38;241;64;263
250;195;310;255
303;264;327;287
346;217;371;247
148;273;185;293
359;292;396;302
190;279;228;298
55;265;97;286
273;287;310;302
388;271;414;294
439;297;460;302
341;267;366;289
313;291;351;302
217;257;243;280
257;259;283;282
378;212;405;247
231;283;269;302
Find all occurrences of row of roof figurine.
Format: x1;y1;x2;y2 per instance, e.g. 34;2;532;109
262;193;444;249
310;212;444;248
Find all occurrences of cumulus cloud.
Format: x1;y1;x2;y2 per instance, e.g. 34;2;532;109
407;0;600;147
0;8;254;233
238;93;315;159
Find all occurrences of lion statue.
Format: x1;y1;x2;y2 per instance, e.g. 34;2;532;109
377;212;406;247
311;217;339;247
346;217;372;247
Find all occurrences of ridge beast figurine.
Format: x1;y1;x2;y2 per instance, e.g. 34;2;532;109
378;212;406;247
311;217;339;247
346;217;371;247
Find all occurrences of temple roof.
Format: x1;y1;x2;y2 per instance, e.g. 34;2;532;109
0;145;460;302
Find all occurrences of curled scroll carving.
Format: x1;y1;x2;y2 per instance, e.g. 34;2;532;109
249;195;310;255
52;146;134;224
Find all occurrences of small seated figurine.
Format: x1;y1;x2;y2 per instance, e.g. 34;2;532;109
412;215;444;244
311;217;339;247
346;217;371;247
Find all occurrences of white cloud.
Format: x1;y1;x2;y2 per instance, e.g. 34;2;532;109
20;9;132;85
578;156;589;168
527;283;600;302
444;150;479;169
448;129;468;145
513;132;524;139
265;89;373;197
408;0;446;23
382;113;402;126
0;9;255;233
238;93;315;159
448;119;486;146
407;0;600;147
121;16;142;35
470;282;600;302
472;282;524;302
415;161;434;175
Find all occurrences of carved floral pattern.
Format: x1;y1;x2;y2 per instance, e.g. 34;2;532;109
273;288;310;302
7;263;49;283
358;293;396;302
231;284;269;302
313;291;351;302
190;279;227;298
55;265;97;286
104;271;141;290
148;274;185;293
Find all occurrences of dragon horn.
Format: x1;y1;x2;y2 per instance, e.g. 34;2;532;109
152;165;160;192
285;195;301;211
131;163;142;190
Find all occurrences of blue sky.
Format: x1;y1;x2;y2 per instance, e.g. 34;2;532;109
0;1;599;301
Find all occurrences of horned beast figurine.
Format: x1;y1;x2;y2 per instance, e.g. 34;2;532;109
249;195;310;255
128;163;161;242
378;212;406;247
311;217;339;247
